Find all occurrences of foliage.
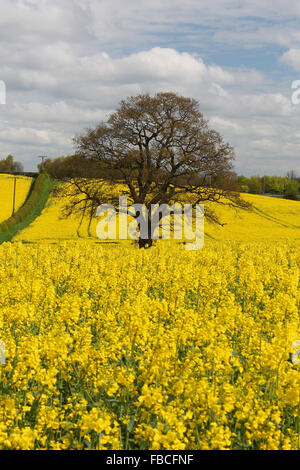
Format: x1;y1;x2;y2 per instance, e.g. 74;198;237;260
38;155;103;180
0;155;23;173
238;174;300;197
284;180;299;200
72;92;250;247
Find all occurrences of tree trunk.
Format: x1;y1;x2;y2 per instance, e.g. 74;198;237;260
138;214;153;248
138;237;153;249
87;210;93;237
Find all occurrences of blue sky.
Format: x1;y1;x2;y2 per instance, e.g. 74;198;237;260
1;0;300;175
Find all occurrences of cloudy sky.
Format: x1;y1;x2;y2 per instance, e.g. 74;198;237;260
1;0;300;174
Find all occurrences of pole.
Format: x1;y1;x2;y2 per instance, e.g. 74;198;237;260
38;155;47;170
12;175;16;216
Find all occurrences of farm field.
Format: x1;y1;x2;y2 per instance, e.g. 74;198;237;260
0;174;32;224
0;184;300;449
5;0;300;454
12;183;300;243
0;240;300;450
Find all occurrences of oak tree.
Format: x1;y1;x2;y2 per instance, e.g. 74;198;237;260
65;92;250;247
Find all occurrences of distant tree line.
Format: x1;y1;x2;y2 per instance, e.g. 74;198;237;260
38;154;239;187
38;155;105;179
0;154;24;173
39;155;300;201
237;173;300;200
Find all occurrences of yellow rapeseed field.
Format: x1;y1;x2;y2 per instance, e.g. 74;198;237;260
13;182;300;243
0;174;32;224
0;240;300;449
0;183;300;450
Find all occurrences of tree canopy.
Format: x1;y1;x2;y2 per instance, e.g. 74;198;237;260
58;92;251;247
0;154;23;173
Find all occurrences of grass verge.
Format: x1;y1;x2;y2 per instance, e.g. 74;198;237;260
0;175;55;244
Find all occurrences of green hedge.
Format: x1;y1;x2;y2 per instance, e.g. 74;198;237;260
0;174;54;243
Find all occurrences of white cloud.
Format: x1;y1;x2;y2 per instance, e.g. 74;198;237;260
209;116;243;133
0;45;296;174
280;48;300;70
0;0;300;174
